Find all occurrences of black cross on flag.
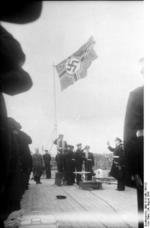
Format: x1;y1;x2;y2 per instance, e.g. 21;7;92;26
55;37;97;91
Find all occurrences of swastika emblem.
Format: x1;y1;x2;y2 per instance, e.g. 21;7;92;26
65;57;81;75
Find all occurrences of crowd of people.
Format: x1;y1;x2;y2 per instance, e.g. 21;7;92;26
54;134;95;186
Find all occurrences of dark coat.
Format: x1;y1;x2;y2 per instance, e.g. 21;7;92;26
0;4;42;224
18;131;32;173
64;150;75;172
108;145;125;166
43;153;51;166
0;108;11;197
124;86;144;185
17;131;32;192
84;152;94;180
84;152;94;172
75;149;85;170
0;25;33;220
63;150;75;184
55;153;64;172
0;25;32;193
32;154;43;177
0;25;32;199
43;153;51;178
0;128;21;216
6;121;32;201
108;145;125;180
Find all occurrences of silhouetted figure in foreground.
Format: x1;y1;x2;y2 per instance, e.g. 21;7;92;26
0;2;42;227
124;57;144;228
0;118;32;223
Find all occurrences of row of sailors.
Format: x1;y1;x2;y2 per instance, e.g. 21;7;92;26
54;135;95;185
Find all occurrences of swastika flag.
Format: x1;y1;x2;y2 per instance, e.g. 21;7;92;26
55;37;97;91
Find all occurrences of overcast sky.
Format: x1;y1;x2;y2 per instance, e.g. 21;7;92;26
3;1;143;154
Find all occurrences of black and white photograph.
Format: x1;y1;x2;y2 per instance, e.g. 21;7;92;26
0;1;145;228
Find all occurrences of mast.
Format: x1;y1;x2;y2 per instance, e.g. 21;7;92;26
53;63;57;139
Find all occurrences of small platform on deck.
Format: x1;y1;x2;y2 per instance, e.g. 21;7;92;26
21;179;138;228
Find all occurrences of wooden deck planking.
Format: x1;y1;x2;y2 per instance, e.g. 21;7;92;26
50;186;107;228
61;186;130;228
22;184;89;227
21;180;138;228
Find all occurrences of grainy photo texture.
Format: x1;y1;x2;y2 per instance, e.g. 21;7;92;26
0;1;144;228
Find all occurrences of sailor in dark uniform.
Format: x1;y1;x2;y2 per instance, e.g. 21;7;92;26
54;134;67;173
63;145;75;185
84;145;94;180
107;138;125;191
32;149;43;184
70;145;76;184
43;150;51;179
75;143;85;185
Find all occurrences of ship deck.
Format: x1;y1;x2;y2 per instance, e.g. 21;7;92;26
21;178;138;228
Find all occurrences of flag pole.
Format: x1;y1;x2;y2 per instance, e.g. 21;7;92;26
52;63;57;140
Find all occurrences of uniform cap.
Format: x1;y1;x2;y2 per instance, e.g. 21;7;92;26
77;143;82;146
0;2;42;24
115;137;122;142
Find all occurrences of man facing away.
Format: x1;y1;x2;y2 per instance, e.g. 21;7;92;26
43;150;51;179
32;148;43;184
